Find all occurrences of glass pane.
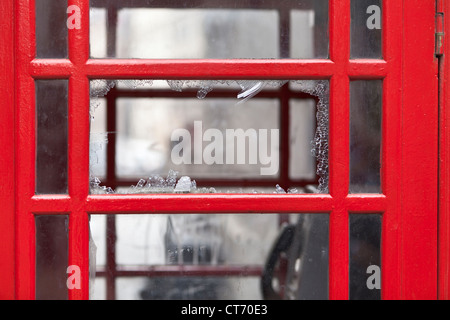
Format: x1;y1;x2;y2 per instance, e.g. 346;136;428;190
90;0;328;59
90;213;329;300
35;0;68;58
36;80;69;194
349;80;382;194
35;215;69;300
351;0;382;59
349;214;382;300
89;80;329;194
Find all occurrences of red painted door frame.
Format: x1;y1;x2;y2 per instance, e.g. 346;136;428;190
439;0;450;301
0;0;446;300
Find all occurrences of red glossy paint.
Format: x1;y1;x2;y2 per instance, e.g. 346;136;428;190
439;0;450;301
2;0;443;300
0;0;16;300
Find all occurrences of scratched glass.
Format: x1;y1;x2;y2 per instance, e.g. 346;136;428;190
89;0;328;59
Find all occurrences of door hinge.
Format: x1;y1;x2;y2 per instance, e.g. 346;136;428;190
436;1;445;56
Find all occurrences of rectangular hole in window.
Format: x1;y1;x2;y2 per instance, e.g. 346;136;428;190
349;80;382;194
36;80;69;195
35;215;69;300
89;0;329;59
89;213;329;300
89;80;329;194
349;214;382;300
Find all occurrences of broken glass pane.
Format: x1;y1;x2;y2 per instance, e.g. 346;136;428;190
89;80;329;194
89;0;328;59
350;80;382;194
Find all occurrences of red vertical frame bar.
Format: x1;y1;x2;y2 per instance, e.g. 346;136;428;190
381;0;402;300
329;0;350;300
439;0;450;300
401;0;439;299
15;0;37;300
68;0;91;300
0;0;16;299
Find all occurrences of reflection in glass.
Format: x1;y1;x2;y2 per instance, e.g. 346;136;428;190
35;0;68;58
36;80;69;194
349;214;382;300
351;0;382;58
35;215;69;300
89;80;329;194
350;80;382;194
89;213;329;300
90;0;328;59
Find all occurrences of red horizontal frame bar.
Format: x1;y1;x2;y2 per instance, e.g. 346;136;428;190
30;59;388;79
27;194;387;214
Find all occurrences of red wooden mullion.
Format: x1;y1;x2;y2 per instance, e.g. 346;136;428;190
30;59;388;79
328;0;350;300
67;0;91;300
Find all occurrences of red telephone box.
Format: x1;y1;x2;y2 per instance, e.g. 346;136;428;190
0;0;449;300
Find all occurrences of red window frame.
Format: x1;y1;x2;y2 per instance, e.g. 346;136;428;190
0;0;447;300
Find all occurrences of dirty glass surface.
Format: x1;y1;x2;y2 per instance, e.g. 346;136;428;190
35;215;69;300
89;213;329;300
36;80;69;195
89;79;329;194
351;0;382;59
349;80;382;194
349;214;382;300
90;0;329;59
35;0;68;58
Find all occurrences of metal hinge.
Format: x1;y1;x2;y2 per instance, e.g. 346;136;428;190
436;0;445;56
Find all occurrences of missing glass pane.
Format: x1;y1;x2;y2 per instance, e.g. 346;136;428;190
36;80;69;194
89;0;328;59
35;215;69;300
89;80;329;194
349;214;382;300
350;80;382;194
